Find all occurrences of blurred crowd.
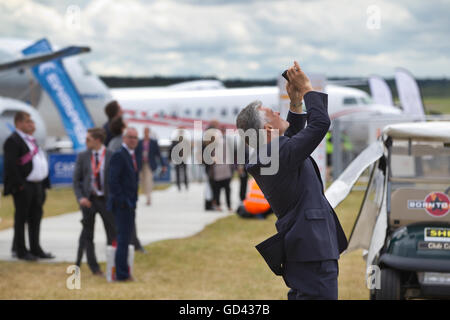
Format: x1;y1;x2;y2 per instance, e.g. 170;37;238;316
2;100;252;281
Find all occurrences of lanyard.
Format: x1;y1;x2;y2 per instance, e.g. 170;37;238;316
91;148;106;178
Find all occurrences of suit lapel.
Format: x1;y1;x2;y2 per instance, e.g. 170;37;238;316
121;146;134;172
13;131;30;154
308;156;324;192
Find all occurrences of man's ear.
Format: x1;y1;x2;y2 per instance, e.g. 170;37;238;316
263;123;273;131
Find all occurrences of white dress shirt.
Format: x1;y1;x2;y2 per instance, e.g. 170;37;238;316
16;129;49;182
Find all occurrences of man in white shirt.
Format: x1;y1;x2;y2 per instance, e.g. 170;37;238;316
3;111;53;261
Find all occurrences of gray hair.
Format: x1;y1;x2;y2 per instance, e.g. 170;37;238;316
124;126;138;136
236;100;267;148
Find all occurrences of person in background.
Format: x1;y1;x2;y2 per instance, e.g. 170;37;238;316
73;128;116;276
235;138;249;206
3;111;53;261
103;100;123;146
136;127;167;205
202;120;220;210
107;116;126;152
169;127;190;192
211;126;233;212
107;127;140;281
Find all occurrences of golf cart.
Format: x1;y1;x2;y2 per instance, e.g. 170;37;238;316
325;121;450;300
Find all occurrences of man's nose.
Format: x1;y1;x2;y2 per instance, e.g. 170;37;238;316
275;112;280;117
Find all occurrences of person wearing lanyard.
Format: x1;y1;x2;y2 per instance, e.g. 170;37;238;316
73;128;116;276
3;111;52;261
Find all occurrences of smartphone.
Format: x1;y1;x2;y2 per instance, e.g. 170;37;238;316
282;70;289;82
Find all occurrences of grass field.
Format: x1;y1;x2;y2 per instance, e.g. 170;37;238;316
423;96;450;114
0;184;171;231
0;183;368;300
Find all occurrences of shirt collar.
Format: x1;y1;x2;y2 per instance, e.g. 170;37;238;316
16;129;27;139
91;145;105;155
122;143;134;155
16;129;35;142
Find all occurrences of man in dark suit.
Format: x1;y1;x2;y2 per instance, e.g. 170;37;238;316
236;61;348;300
136;126;167;205
107;127;140;281
3;111;53;261
73;128;116;276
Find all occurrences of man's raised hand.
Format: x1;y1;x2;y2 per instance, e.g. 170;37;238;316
287;61;313;99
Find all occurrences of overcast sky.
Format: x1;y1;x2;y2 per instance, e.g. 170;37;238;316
1;0;449;79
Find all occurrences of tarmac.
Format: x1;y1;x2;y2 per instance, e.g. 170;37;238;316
0;181;238;263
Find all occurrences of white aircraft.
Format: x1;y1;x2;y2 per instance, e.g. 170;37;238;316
0;39;100;151
0;38;406;151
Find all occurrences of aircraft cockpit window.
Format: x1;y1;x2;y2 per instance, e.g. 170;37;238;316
221;108;228;116
360;97;372;105
159;110;166;117
343;97;357;105
171;111;178;118
196;109;202;117
184;109;191;116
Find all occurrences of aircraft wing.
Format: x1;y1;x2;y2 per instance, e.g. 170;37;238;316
0;46;90;72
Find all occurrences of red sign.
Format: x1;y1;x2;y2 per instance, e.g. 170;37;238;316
408;192;450;218
424;192;449;217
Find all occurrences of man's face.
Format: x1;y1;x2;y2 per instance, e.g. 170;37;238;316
123;128;139;150
85;133;97;150
29;120;36;135
259;106;289;136
16;115;34;134
144;127;150;138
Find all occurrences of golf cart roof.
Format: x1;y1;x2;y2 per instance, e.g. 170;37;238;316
383;121;450;142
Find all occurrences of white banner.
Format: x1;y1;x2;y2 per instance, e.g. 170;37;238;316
368;75;393;106
395;68;425;118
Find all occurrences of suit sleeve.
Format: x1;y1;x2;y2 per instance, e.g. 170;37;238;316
155;141;166;167
284;111;308;138
285;91;330;166
72;153;85;202
3;138;25;193
108;152;125;207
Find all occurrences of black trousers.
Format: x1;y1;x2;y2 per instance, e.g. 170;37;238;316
130;218;143;250
114;206;135;280
76;195;116;273
175;163;188;190
239;174;248;202
12;181;46;258
283;260;339;300
213;178;231;209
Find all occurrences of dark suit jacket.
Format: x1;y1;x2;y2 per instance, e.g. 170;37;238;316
107;146;139;211
136;138;166;172
3;131;50;196
247;91;348;263
72;147;113;202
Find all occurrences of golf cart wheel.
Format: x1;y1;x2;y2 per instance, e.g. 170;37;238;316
376;268;402;300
